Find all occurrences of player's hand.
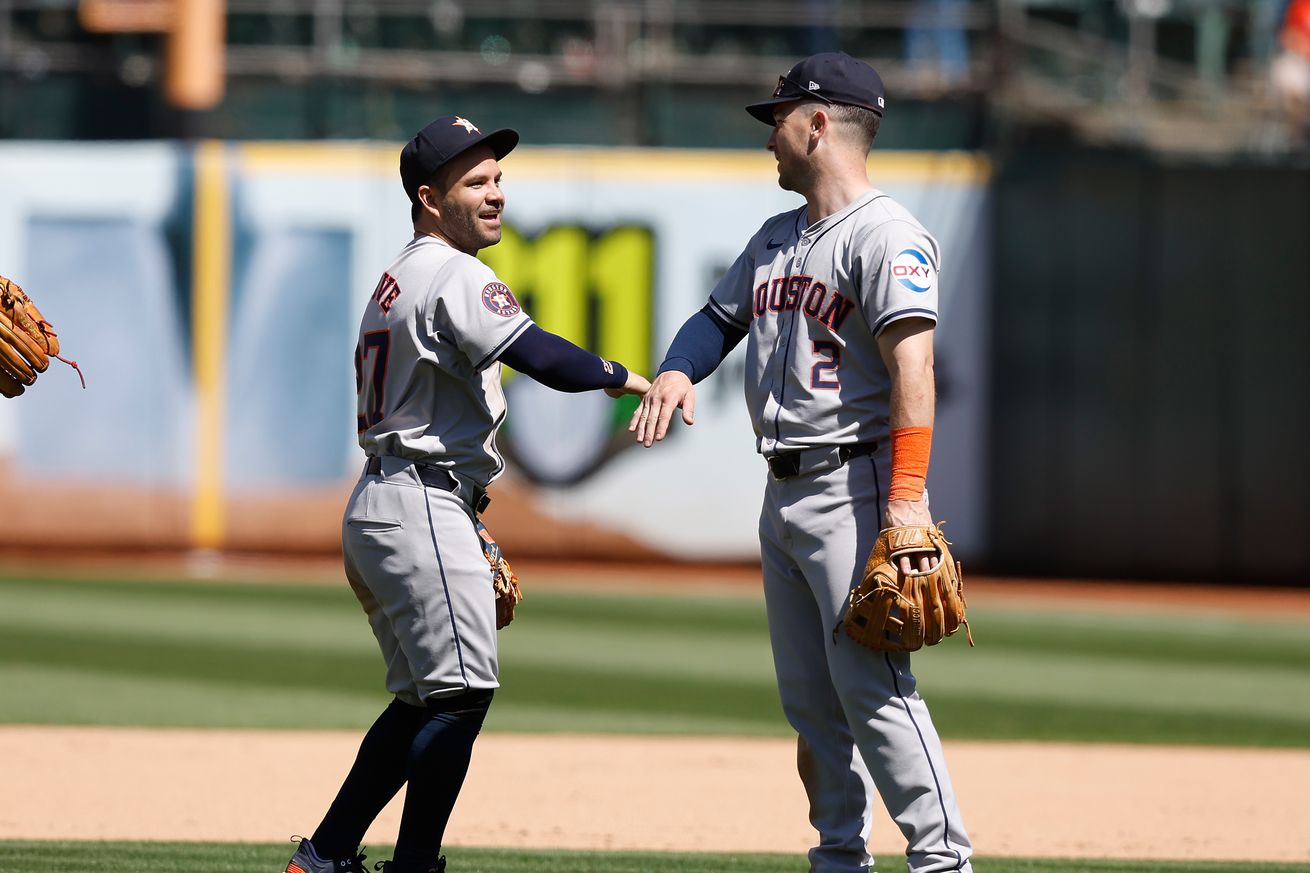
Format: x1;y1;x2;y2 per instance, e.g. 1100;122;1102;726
605;370;651;399
884;498;940;574
630;370;695;447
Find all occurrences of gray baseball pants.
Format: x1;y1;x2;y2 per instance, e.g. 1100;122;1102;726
759;453;973;873
342;456;499;705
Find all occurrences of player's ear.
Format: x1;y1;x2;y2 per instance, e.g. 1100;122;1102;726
417;184;440;218
811;107;829;138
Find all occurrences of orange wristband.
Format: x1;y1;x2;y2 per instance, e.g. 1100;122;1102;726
888;426;932;502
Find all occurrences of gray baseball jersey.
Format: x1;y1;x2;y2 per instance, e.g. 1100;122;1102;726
346;234;530;704
356;235;532;488
705;188;940;454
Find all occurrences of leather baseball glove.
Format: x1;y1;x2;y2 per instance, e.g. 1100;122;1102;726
476;520;522;629
0;274;82;397
842;524;974;652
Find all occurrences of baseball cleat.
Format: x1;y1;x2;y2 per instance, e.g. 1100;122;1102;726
284;836;371;873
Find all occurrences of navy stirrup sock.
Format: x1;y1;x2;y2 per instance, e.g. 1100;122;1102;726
312;697;428;859
389;689;494;870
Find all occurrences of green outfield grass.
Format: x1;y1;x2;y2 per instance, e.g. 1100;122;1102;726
0;842;1306;873
1;575;1309;745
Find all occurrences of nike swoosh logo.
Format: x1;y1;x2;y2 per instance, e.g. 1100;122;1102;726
766;240;784;249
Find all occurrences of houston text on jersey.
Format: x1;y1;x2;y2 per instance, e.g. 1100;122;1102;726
752;274;855;332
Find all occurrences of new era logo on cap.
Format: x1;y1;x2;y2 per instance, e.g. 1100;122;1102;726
746;51;886;125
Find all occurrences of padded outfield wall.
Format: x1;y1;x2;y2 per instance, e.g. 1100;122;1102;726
990;150;1310;584
0;144;992;564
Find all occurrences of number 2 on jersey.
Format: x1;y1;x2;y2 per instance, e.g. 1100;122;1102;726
811;340;841;389
355;330;390;433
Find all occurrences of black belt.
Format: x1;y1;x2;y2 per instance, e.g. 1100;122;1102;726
365;456;491;514
766;441;878;479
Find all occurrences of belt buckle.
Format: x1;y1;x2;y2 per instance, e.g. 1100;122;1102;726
433;465;491;515
417;464;457;493
838;441;877;465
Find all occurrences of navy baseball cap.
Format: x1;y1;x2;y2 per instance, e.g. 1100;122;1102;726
746;52;886;125
400;114;519;204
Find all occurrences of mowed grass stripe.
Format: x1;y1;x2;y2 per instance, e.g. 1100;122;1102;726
0;625;782;732
919;694;1310;747
0;664;387;729
5;577;1308;669
963;610;1310;670
912;647;1310;722
0;842;1307;873
0;578;384;650
498;620;775;682
0;578;772;640
0;618;778;694
2;576;1309;745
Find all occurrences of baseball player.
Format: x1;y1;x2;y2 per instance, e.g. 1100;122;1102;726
285;114;649;873
633;54;974;873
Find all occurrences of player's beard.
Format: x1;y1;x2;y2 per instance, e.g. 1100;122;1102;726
443;201;502;253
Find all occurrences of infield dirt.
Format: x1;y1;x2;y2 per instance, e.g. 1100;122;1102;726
3;726;1308;863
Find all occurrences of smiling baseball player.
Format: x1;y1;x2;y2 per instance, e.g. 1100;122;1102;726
285;115;649;873
633;54;974;873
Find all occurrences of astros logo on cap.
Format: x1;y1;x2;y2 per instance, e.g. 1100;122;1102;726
452;116;480;134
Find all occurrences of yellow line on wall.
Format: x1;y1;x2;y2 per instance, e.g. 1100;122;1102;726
238;143;991;184
190;141;230;551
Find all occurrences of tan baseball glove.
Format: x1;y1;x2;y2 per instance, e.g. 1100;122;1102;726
842;524;974;652
0;274;82;398
476;520;522;629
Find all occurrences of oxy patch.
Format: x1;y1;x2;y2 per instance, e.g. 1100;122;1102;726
481;282;521;317
891;248;934;294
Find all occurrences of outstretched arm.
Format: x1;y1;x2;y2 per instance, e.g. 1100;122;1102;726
500;324;648;395
632;305;747;446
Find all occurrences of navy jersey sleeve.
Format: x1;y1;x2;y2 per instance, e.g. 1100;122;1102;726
500;324;628;392
658;305;747;383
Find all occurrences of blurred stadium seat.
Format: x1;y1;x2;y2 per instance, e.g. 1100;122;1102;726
0;0;1299;153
